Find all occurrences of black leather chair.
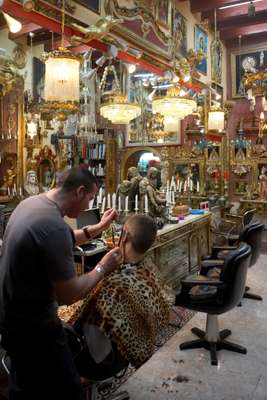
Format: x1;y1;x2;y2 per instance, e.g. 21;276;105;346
206;222;264;301
175;242;251;366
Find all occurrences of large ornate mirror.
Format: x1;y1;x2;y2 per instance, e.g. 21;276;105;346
121;147;161;180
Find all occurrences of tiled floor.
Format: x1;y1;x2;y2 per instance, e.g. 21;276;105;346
119;254;267;400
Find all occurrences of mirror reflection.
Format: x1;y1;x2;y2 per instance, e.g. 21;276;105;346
38;159;55;192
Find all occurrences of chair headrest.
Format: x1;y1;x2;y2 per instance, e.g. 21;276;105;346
240;221;264;240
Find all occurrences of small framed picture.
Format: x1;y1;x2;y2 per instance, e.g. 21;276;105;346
195;25;208;75
155;0;172;29
74;0;100;14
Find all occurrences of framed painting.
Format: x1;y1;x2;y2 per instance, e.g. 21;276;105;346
172;9;187;57
75;0;100;14
155;0;172;29
211;36;223;85
195;25;208;75
231;47;267;98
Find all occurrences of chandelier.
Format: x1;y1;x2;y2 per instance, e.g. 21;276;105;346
99;65;141;124
42;0;83;118
208;106;225;131
100;93;141;124
152;85;197;119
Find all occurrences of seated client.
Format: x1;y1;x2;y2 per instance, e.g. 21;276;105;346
60;214;171;369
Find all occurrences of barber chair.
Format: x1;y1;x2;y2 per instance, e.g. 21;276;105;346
205;222;264;301
64;323;130;400
175;242;251;366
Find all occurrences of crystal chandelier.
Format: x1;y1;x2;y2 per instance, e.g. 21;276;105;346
42;0;83;118
99;65;141;124
152;85;197;119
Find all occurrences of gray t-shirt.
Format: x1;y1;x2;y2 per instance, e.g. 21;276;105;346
0;194;76;332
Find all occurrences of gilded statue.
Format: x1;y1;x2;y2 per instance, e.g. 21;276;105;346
140;167;166;216
117;167;142;212
2;167;16;194
71;16;122;46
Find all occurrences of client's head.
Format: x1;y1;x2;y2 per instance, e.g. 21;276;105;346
120;214;157;263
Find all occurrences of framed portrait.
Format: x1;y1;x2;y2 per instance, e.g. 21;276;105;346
231;47;267;98
75;0;100;14
195;25;208;75
172;9;187;57
155;0;172;29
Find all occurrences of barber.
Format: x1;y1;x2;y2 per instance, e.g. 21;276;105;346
0;167;122;400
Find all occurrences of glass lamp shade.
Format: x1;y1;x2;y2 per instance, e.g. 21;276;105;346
152;86;196;119
208;110;225;131
43;48;83;114
100;93;141;124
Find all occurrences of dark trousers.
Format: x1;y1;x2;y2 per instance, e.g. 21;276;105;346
1;323;84;400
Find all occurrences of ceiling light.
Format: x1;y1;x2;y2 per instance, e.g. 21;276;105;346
248;0;255;16
218;0;263;10
127;64;136;74
3;12;22;33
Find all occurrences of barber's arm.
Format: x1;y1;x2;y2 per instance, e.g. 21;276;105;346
73;208;117;245
53;246;122;305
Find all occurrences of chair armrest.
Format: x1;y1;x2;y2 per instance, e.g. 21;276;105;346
224;214;243;221
181;275;225;288
201;259;224;268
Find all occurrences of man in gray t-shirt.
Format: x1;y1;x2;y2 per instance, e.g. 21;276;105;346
0;167;122;400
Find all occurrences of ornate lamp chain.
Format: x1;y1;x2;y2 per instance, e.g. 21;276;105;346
61;0;65;48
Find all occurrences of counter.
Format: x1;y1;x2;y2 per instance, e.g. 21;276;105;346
147;213;211;290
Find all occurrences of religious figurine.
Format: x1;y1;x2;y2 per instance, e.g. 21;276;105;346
2;167;16;195
252;137;267;158
259;167;267;199
24;170;39;196
116;167;142;212
140;167;166;217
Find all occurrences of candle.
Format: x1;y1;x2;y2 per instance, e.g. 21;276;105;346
135;194;138;211
166;180;170;193
96;195;100;206
190;180;193;191
101;197;106;214
179;182;182;192
196;181;200;192
118;196;122;212
112;193;116;209
125;196;129;212
19;187;22;197
107;193;111;209
184;182;187;192
99;187;103;203
171;191;175;204
14;183;17;194
89;199;94;209
145;194;148;213
7;187;11;197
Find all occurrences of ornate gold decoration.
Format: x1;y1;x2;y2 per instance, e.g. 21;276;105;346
70;15;123;46
0;55;19;96
12;44;27;69
243;70;267;97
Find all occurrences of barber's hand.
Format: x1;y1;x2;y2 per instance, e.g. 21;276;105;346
100;247;122;275
99;208;118;230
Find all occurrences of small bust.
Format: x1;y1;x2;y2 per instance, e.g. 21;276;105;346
24;170;39;196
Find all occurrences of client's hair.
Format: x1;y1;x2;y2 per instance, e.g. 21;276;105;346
125;214;157;254
58;167;97;193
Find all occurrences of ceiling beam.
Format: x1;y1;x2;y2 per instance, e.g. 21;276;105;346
225;31;267;46
202;1;267;21
190;0;243;14
9;22;41;39
217;9;267;30
219;21;267;40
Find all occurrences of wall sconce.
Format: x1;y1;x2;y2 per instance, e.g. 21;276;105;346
2;12;22;33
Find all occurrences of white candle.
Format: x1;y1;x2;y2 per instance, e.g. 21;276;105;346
14;183;17;194
197;181;200;192
179;182;182;192
7;187;11;197
125;196;129;212
96;194;100;206
190;180;193;191
171;191;175;204
19;187;22;197
112;193;116;209
118;196;122;212
135;194;138;211
107;193;111;209
99;187;103;203
101;197;106;214
166;180;170;192
145;194;148;213
89;199;94;209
